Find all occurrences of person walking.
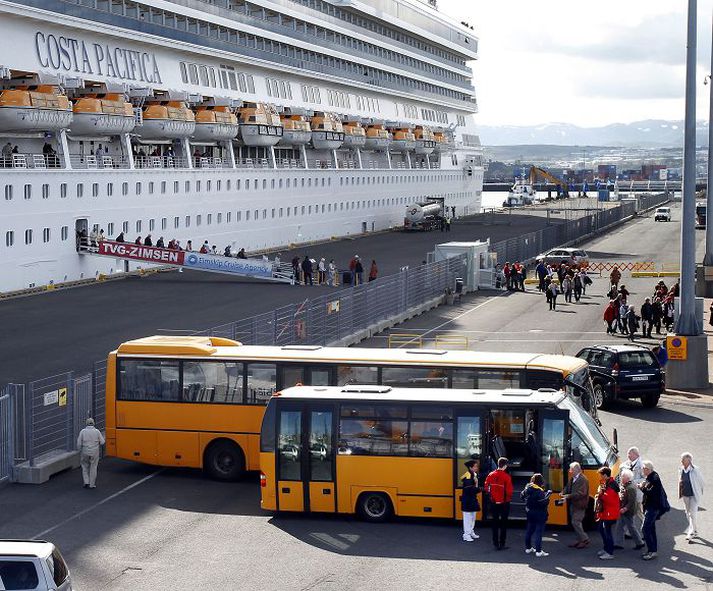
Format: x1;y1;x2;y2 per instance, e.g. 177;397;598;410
503;263;512;291
368;259;378;282
626;305;639;341
621;446;646;538
610;266;622;293
354;256;364;285
77;418;105;489
460;459;481;542
562;275;573;303
562;462;590;548
327;259;337;286
639;460;669;560
603;300;617;334
484;457;513;550
348;255;358;285
291;256;301;283
618;297;629;335
521;473;552;557
547;280;559;311
536;259;547;292
573;272;583;302
595;466;620;560
301;256;314;286
318;258;326;284
653;344;668;368
613;469;645;550
679;452;704;543
641;298;654;338
652;297;663;334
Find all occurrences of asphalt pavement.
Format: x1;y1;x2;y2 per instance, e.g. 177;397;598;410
1;200;711;590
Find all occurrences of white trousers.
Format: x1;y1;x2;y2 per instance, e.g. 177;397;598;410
683;496;699;536
462;511;476;539
81;452;100;487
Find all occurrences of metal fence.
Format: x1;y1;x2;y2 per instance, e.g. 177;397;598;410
0;393;13;484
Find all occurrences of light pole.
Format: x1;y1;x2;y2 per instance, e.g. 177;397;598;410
669;0;709;390
704;9;713;265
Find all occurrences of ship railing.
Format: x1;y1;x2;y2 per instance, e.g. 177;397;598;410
279;158;304;169
193;157;233;169
314;159;334;169
135;156;185;169
2;153;64;170
68;154;131;170
235;158;272;169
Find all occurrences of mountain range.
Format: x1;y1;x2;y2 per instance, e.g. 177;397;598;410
477;120;710;147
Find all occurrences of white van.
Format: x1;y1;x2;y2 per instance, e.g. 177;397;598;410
654;207;671;222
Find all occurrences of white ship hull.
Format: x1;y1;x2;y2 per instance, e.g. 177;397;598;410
70;113;136;136
0;107;73;132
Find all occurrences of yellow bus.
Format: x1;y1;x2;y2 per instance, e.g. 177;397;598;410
259;385;619;525
106;335;596;481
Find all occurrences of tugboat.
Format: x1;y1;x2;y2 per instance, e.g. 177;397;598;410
504;177;536;207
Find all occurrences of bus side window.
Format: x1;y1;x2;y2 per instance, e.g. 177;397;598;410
337;365;379;385
570;428;598;467
246;363;277;404
182;361;243;404
119;359;180;401
452;369;523;389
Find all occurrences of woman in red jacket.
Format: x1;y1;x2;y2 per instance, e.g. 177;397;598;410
603;300;617;334
595;466;621;560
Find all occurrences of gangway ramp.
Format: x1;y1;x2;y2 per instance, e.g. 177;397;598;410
79;240;294;283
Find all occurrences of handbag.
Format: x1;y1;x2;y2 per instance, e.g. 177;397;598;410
657;484;670;520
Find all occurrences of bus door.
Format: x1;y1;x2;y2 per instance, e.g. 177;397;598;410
538;408;569;524
453;410;487;520
276;404;337;513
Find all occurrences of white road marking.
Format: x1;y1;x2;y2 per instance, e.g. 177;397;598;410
34;469;163;539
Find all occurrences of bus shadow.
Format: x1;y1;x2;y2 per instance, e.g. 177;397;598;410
601;402;704;424
269;508;712;586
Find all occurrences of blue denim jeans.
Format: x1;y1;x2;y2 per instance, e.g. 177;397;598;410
525;516;546;552
642;509;658;553
599;519;616;554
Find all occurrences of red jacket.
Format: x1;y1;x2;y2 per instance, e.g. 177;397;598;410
603;303;617;323
484;469;513;504
596;479;621;521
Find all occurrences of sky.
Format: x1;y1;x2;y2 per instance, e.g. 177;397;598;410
438;0;713;127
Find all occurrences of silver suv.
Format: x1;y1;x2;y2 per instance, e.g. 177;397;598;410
0;540;72;590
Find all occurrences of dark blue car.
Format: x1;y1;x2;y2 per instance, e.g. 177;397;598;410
576;344;665;409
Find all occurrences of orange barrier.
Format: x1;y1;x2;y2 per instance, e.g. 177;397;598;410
587;261;656;273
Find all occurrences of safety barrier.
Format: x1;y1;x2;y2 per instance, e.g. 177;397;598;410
0;393;12;485
388;333;423;348
587;261;656;272
434;334;470;350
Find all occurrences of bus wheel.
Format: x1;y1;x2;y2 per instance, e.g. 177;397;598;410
204;440;245;482
357;492;393;523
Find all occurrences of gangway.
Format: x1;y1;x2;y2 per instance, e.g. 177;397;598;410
78;240;294;283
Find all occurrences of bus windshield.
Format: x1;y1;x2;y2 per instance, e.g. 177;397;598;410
560;397;611;464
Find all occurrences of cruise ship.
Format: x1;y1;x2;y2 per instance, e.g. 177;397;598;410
0;0;484;291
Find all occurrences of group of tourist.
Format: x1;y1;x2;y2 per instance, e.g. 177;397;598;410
603;271;679;339
290;254;378;286
460;448;704;563
535;261;592;310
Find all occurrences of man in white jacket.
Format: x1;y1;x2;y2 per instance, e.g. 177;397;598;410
77;418;105;489
679;452;705;542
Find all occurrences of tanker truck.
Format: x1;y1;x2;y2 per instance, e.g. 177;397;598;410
403;201;444;231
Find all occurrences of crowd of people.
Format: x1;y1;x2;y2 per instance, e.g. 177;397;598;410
460;448;704;563
533;260;592;311
603;270;679;340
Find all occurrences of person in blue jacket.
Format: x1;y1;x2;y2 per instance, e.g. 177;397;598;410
521;473;552;557
460;458;482;542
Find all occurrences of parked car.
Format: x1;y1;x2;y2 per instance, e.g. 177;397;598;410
0;540;72;590
536;247;589;266
654;207;672;222
575;344;665;409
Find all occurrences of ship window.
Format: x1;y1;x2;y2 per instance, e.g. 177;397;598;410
196;215;202;226
76;184;83;198
161;218;167;231
226;212;231;223
174;216;179;229
135;182;141;196
61;226;68;241
308;205;312;214
199;66;209;86
122;182;128;196
22;184;31;200
185;181;190;193
216;213;221;224
185;216;190;227
236;211;242;221
238;73;247;93
246;211;250;221
257;209;261;220
207;214;212;225
196;180;201;192
148;182;154;194
216;180;221;191
136;220;142;233
4;185;12;200
189;64;199;85
301;206;305;215
286;207;290;217
161;181;166;194
149;219;155;231
24;229;32;245
262;179;267;190
43;228;51;243
5;231;14;247
279;208;283;217
41;184;49;199
174;181;179;193
122;221;129;233
247;75;255;93
124;1;138;18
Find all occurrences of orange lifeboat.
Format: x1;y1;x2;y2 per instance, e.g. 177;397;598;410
70;93;135;136
238;102;283;146
0;85;73;132
433;130;454;153
342;119;366;149
389;126;416;152
364;123;390;151
414;125;436;155
310;112;344;150
278;110;312;146
193;106;239;141
139;101;195;139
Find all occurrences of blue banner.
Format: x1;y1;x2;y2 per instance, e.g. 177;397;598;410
183;253;273;277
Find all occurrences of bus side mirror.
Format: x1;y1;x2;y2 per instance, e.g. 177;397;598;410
612;428;618;449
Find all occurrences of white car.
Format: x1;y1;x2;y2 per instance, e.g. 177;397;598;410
654;207;671;222
0;540;72;590
536;248;589;266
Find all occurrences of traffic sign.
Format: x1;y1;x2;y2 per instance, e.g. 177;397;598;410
667;336;688;361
